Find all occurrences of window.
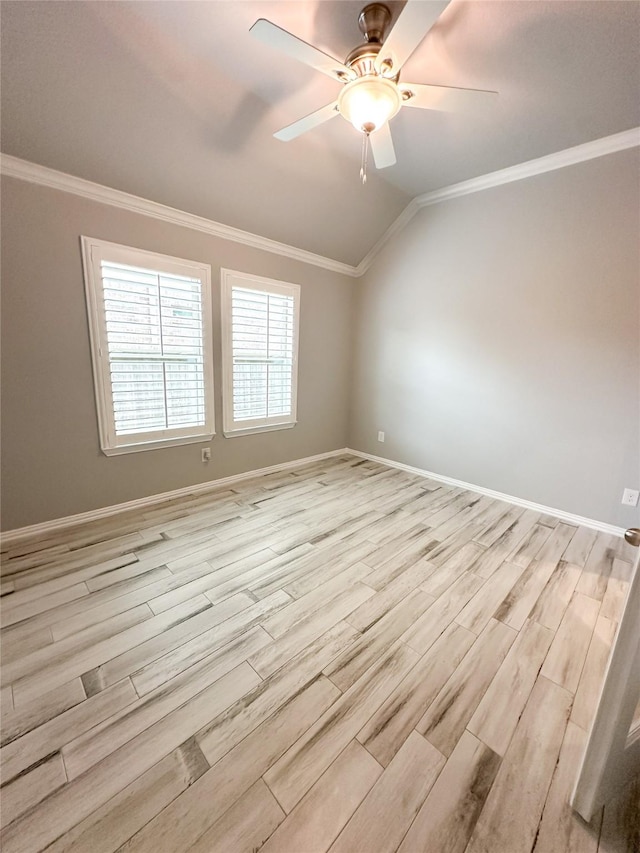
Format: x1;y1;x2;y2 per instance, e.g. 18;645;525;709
81;237;215;455
221;269;300;437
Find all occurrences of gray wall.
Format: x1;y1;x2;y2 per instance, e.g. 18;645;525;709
349;148;640;529
3;148;639;532
1;177;354;530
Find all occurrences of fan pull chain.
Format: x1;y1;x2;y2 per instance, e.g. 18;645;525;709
360;129;370;185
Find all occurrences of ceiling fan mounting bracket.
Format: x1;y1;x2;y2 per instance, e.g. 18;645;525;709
358;4;392;44
347;5;398;79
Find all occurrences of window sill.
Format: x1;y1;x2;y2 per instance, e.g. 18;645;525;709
102;432;216;456
223;421;296;438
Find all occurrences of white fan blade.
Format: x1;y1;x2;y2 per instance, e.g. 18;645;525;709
400;82;498;112
250;19;355;82
274;101;339;142
370;122;396;169
376;1;451;74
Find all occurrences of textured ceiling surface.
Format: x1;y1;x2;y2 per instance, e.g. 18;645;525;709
2;1;639;264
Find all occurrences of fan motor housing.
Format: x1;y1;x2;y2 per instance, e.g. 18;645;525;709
345;42;381;77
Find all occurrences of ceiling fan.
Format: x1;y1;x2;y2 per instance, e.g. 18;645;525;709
250;1;498;180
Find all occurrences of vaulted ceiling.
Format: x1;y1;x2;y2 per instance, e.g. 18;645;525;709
2;1;639;265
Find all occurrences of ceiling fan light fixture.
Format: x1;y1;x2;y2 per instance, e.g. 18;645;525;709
337;76;401;134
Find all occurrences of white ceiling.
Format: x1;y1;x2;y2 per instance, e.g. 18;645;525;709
2;1;639;264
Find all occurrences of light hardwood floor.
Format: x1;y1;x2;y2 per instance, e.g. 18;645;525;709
1;454;638;853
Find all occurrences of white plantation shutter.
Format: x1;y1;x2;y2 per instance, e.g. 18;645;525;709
221;270;300;436
82;238;215;455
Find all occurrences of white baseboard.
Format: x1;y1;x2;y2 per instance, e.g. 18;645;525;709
346;448;626;537
0;448;350;548
1;445;624;548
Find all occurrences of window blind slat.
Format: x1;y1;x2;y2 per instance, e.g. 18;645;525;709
228;285;296;423
99;258;208;437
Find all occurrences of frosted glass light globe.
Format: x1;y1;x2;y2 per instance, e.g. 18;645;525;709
337;76;401;133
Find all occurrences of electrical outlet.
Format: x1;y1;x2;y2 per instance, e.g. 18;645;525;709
377;431;385;442
201;448;211;463
621;488;639;507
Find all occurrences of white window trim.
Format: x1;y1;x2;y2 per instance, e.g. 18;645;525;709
221;268;300;438
81;236;215;456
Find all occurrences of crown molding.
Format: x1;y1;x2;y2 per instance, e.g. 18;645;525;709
3;126;638;280
414;127;640;209
355;126;640;276
354;198;420;277
0;154;359;278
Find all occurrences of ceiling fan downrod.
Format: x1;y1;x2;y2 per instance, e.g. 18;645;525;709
345;4;394;79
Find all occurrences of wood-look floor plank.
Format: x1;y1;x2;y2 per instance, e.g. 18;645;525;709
509;521;554;568
417;618;516;756
465;675;572;853
0;664;258;853
200;547;310;606
324;589;434;692
540;591;600;693
423;505;507;570
123;676;341;853
329;731;445;853
1;677;86;747
261;740;383;853
0;458;629;853
4;566;181;639
571;612;618;733
1;751;67;826
529;559;582;631
423;492;482;532
600;557;634;622
360;525;435;574
428;495;494;542
91;590;284;693
63;628;270;780
473;505;524;548
365;505;425;544
188;779;285;853
11;595;213;706
3;602;156;685
249;615;360;682
397;730;501;853
562;525;598;567
263;640;419;813
455;561;526;634
419;542;485;598
575;533;618;601
4;553;139;603
534;720;601;853
1;623;54;663
0;685;13;717
196;622;363;768
358;622;475;767
1;678;137;784
345;558;435;632
261;567;372;639
469;510;539;579
467;618;553;756
2;581;91;628
131;623;272;697
493;523;577;630
52;602;153;644
144;550;278;614
402;572;484;655
45;740;210;853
